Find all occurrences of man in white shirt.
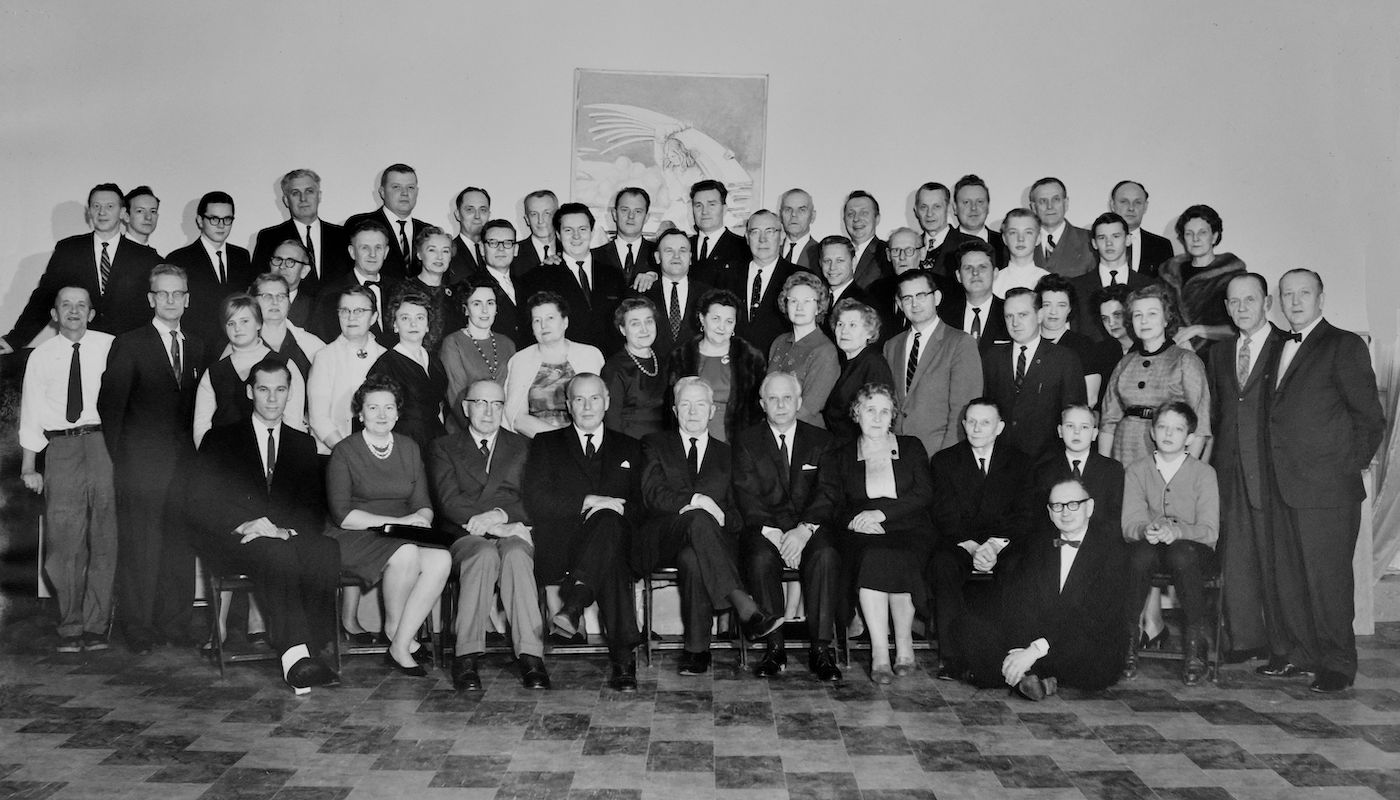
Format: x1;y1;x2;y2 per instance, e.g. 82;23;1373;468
1109;180;1174;278
937;240;1007;351
448;186;491;282
915;181;977;279
165;191;256;349
689;179;750;286
595;186;658;291
645;229;706;356
312;223;400;346
1029;177;1095;278
718;209;798;355
843;190;890;289
19;287;118;653
1070;213;1151;342
252;169;349;288
778;188;821;270
122;186;160;248
953;174;1007;265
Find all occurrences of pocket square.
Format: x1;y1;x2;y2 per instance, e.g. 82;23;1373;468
801;464;818;471
619;460;631;468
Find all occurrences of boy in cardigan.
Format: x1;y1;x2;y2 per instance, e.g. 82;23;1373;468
1122;401;1219;685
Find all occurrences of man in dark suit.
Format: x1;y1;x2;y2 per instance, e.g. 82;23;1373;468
525;373;645;691
521;203;625;354
818;235;872;339
865;227;925;340
733;373;841;680
689;179;749;286
1258;269;1384;693
594;187;658;291
188;357;339;692
954;174;1008;266
914;181;978;281
982;288;1087;460
473;219;528;347
938;239;1009;353
511;189;561;280
312;222;400;346
636;377;784;675
251;169;350;290
1069;212;1151;342
2;183;159;352
343;163;427;281
843;190;890;289
121;185;161;249
1110;180;1174;278
954;478;1127;699
165;190;254;351
716;209;798;355
778;188;821;270
98;264;206;653
447;186;491;284
645;229;708;358
1029;177;1095;278
1030;405;1125;537
431;380;548;691
1206;273;1280;661
929;399;1031;679
267;240;317;330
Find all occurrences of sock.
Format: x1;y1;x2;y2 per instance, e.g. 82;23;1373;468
281;644;311;678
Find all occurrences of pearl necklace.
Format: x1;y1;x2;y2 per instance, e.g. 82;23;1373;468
627;349;658;377
365;432;394;460
469;333;501;378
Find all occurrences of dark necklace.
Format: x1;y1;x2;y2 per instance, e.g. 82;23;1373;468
469;333;501;378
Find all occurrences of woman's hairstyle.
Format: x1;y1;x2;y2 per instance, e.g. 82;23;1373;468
1089;283;1135;341
830;298;881;344
697;287;741;319
1174;204;1223;247
614;295;658;330
849;381;898;423
413;224;450;255
526;290;569;319
351;373;404;416
460;275;500;316
1125;283;1180;339
778;270;832;324
387;289;434;332
219;293;263;327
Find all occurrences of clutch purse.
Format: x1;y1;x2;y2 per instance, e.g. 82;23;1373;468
377;524;457;549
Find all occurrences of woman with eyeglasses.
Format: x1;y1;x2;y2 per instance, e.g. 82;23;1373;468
252;265;325;408
307;286;387;455
193;293;307;446
440;275;516;432
365;290;448;454
668;288;766;443
503;291;605;438
400;226;467;354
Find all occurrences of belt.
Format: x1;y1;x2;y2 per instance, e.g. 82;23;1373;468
45;424;102;439
1123;406;1156;420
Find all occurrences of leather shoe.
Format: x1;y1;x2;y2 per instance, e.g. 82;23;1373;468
410;646;434;665
1015;673;1058;702
609;657;638;692
741;612;784;642
1309;670;1353;694
285;657;340;692
678;650;711;676
935;661;961;681
384;651;428;677
809;646;842;682
451;654;482;691
519;654;551;690
870;664;894;685
753;648;787;678
1256;657;1311;678
551;607;584;639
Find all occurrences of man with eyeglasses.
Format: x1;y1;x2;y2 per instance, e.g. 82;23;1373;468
882;269;982;456
98;264;207;654
865;227;925;340
312;222;400;346
265;241;318;329
447;186;492;283
914;181;977;282
715;208;800;355
430;379;548;691
252;169;349;292
344;163;427;281
953;478;1127;700
167;191;253;353
593;187;658;291
472;219;527;347
1;183;160;354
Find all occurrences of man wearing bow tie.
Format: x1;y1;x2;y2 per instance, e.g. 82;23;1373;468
312;222;400;346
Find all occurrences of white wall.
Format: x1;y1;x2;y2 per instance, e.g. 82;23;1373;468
2;1;1396;368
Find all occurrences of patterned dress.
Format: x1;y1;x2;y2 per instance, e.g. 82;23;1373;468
1099;342;1211;466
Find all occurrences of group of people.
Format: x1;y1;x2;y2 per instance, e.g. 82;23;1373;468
12;165;1384;699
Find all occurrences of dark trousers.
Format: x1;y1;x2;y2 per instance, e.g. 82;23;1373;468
1269;498;1361;679
197;531;341;656
930;544;974;665
956;609;1122;691
744;528;839;648
1221;460;1268;652
1125;539;1216;633
114;450;196;644
652;510;743;652
42;434;118;638
558;509;641;656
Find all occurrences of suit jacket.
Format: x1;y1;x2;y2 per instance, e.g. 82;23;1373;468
1206;327;1282;509
250;218;350;289
447;235;484;285
5;233;159;346
851;236;891;290
883;321;983;455
645;278;710;359
521;258;626;353
430;428;528;532
1262;319;1384;507
593;238;657;287
937;293;1009;353
821;281;873;340
1029;449;1125;538
465;267;527;348
1033;223;1095;278
689;228;749;287
930;440;1031;546
1135;229;1174;278
287;288;316;329
981;340;1087;459
342;209;428;280
509;236;562;281
188;419;325;542
1069;267;1151;342
165;239;254;354
732;420;834;539
310;271;401;346
636;431;741;572
921;228;979;282
788;237;822;271
98;323;205;464
716;258;800;356
525;426;643;582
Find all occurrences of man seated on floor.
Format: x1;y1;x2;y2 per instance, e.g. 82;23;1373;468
429;379;548;691
187;357;339;693
732;372;841;681
524;372;646;691
954;478;1127;700
636;377;785;675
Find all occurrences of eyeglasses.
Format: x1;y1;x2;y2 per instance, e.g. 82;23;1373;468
465;399;505;410
482;239;515;250
150;290;187;302
337;307;373;318
897;291;935;304
201;215;235;226
1047;498;1091;512
889;247;920;257
269;256;308;269
256;292;290;303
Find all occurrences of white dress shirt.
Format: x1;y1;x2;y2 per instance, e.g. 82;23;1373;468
153;318;186;375
1126;229;1142;272
1154;451;1188;485
745;259;779;307
253;418;283;478
963;297;995;336
785;233;813;263
1097;261;1132;287
1039;221;1067;250
1276;316;1323;386
18;330;114;452
924;226;950;252
568;254;595;294
488;265;516;304
1236;326;1268;382
91;231;122;289
200;236;229;283
1010;336;1041;375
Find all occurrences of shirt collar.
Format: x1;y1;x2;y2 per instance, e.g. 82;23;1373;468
381;207;411;225
574;424;603;451
1042;221;1067;242
1290;316;1324;341
152;317;182;336
469;427;500;450
768;422;797;443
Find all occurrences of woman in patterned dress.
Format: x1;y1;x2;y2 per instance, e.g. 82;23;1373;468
502;291;604;438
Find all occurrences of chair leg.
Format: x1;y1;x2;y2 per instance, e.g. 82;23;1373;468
642;576;653;668
209;579;227;680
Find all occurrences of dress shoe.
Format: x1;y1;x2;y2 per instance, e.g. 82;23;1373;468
1139;628;1169;650
410;645;434;665
55;636;83;654
384;651;428;677
1122;627;1139;680
451;654;482;691
678;650;711;676
1309;670;1353;694
80;633;110;652
893;659;917;678
610;657;638;692
285;657;340;692
247;632;272;651
1015;673;1058;702
753;648;787;678
741;611;784;642
1256;657;1311;678
342;628;379;647
935;661;960;681
1182;636;1207;687
809;646;842;682
519;654;551;689
1224;646;1268;664
551;607;584;640
870;664;894;685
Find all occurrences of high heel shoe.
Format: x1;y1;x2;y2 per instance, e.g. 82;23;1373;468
384;651;428;677
870;664;894;685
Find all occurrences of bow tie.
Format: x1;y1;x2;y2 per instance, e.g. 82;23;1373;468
363;280;380;288
1285;330;1303;343
1053;537;1082;549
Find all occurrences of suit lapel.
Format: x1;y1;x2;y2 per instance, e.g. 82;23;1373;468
1246;332;1278;391
907;323;943;394
1276;321;1328;390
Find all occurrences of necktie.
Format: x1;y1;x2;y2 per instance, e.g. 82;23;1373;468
99;242;111;293
1015;345;1027;389
479;438;490;461
699;236;710;262
785;243;795;262
750;269;763;314
978;456;987;475
169;330;181;381
304;225;316;273
687;437;699;478
265;427;277;487
1125;242;1134;271
624;243;635;278
669;282;682;340
476;243;484;265
65;342;82;423
970;307;982;339
216;250;226;284
1047;233;1056;253
396;220;409;257
585;433;596;460
1072;459;1082;479
1053;537;1081;549
778;433;791;489
1109;269;1119;286
543;244;550;260
576;261;592;304
1237;334;1253;385
906;331;921;390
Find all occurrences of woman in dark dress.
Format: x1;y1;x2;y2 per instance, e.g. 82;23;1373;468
193;293;306;445
440;277;516;432
601;296;669;439
366;290;448;454
823;298;894;442
1087;284;1135;408
668;288;766;443
399;226;466;354
1159;204;1245;352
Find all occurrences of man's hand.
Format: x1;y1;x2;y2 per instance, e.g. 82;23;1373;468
582;494;627;519
1001;647;1042;686
1173;325;1207;348
682;494;725;526
779;524;811;569
21;471;43;494
493;522;533;544
972;544;998;573
958;539;980;557
466;508;508;536
849;510;885;535
631;271;659;293
235;517;285;544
